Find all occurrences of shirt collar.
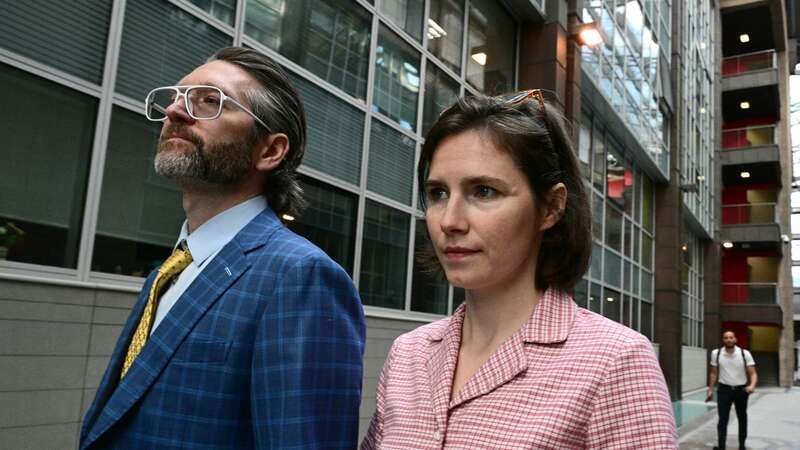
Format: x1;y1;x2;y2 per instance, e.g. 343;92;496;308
426;287;576;344
176;195;268;266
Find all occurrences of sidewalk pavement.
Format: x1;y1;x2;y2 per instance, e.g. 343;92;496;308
679;387;800;449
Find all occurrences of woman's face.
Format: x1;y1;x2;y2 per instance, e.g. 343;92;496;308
424;130;552;293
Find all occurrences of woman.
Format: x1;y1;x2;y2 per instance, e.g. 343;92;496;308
361;92;677;449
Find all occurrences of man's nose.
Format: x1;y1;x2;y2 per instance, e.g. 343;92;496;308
164;96;196;124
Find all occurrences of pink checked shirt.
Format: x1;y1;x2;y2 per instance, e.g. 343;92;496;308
361;288;677;449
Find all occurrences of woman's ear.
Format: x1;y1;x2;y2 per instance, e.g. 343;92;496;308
254;133;290;173
539;183;567;232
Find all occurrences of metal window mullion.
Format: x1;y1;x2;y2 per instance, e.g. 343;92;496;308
352;12;381;289
0;49;102;99
461;0;470;84
75;0;128;281
232;0;247;45
403;216;416;311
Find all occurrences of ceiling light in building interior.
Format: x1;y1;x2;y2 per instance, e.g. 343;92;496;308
427;19;447;40
281;214;295;221
471;52;487;66
722;241;734;249
739;33;750;43
740;171;751;178
700;107;706;113
697;175;706;181
681;244;688;252
606;297;614;302
700;42;706;49
739;101;750;109
578;27;603;46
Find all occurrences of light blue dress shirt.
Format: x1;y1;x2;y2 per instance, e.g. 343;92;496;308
150;195;268;334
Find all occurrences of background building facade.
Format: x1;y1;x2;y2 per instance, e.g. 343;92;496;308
0;0;796;448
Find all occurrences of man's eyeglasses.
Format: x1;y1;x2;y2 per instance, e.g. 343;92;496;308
145;85;269;130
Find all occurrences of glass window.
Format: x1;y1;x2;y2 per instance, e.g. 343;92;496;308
642;270;653;301
792;240;800;262
291;74;364;185
591;242;603;280
117;0;232;101
603;288;621;322
289;176;357;274
379;0;424;41
592;123;605;192
411;220;448;314
466;0;515;94
359;200;410;309
422;63;460;136
0;1;112;85
589;282;602;313
604;248;621;287
592;193;603;242
632;296;640;331
623;259;632;291
606;146;625;209
573;278;588;308
622;294;631;327
368;120;416;205
245;0;371;99
189;0;236;24
452;286;465;312
93;107;182;276
622;160;634;216
428;0;465;73
605;204;622;251
791;191;800;209
642;232;653;270
578;118;592;179
641;301;653;339
642;173;654;232
623;218;632;258
0;63;97;268
793;266;800;288
792;213;800;233
374;25;421;131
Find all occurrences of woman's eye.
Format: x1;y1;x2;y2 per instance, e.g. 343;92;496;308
426;187;447;202
474;185;497;199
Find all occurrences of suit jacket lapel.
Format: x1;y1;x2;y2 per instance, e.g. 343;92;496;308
82;239;251;448
80;272;156;444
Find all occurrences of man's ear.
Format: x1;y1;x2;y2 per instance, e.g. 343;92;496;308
538;183;567;232
254;133;290;173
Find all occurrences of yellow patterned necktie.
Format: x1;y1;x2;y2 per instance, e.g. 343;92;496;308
120;246;193;379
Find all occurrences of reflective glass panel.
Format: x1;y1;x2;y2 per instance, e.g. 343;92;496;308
289;176;358;274
117;0;232;100
0;63;97;268
0;1;111;85
245;0;371;99
374;25;421;130
604;248;621;287
189;0;236;24
379;0;424;41
422;63;459;135
428;0;465;73
605;204;622;251
359;200;410;309
589;282;602;313
368;120;416;205
411;220;448;314
573;278;588;308
94;107;181;276
603;288;621;322
291;74;364;185
466;0;515;94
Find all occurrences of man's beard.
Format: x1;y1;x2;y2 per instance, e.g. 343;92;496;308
154;126;256;186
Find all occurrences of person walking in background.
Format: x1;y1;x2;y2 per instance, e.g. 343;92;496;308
708;330;758;450
361;91;677;449
80;47;365;450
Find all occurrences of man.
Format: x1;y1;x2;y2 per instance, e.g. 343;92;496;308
80;47;366;449
707;330;758;450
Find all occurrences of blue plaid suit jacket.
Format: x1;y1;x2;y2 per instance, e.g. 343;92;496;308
80;208;366;449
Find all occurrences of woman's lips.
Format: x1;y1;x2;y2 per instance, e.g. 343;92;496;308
443;247;479;261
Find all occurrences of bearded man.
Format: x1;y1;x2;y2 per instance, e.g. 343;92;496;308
80;47;365;450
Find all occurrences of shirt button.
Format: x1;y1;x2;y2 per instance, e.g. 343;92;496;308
433;430;443;441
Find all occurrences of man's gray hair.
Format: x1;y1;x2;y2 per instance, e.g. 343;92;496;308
208;47;307;217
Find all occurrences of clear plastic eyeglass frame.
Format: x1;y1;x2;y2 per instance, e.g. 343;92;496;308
144;85;270;131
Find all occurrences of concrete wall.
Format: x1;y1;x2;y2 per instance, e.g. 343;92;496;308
0;278;419;449
681;346;708;394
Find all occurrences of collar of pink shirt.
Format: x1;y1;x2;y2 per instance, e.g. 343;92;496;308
422;288;576;420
